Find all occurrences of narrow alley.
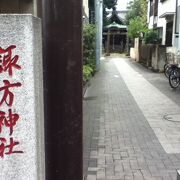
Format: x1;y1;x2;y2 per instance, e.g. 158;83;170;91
83;55;180;180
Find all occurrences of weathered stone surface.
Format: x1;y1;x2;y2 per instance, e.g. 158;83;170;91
0;15;45;180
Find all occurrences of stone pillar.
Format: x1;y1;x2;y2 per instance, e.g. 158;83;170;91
126;34;129;55
151;45;158;70
134;38;140;61
0;14;45;180
41;0;82;180
178;170;180;180
106;29;110;56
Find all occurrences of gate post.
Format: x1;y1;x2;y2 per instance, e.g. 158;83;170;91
0;14;45;180
41;1;83;180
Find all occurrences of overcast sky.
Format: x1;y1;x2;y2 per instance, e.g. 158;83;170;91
116;0;132;11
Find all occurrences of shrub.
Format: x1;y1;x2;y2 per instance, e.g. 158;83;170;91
83;65;93;83
83;24;96;71
83;24;96;84
144;30;161;44
128;18;146;40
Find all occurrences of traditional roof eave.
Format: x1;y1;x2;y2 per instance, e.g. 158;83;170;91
107;14;125;23
105;21;127;29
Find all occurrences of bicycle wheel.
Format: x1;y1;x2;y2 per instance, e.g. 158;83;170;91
169;73;180;88
164;64;172;78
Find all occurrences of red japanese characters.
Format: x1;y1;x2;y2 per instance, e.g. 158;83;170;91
0;80;22;107
0;137;23;158
0;45;23;157
0;45;21;76
0;109;20;135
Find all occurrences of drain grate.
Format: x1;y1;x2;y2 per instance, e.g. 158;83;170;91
163;114;180;122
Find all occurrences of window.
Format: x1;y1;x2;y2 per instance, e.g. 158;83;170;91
157;27;163;44
165;21;173;46
154;0;158;16
150;0;154;17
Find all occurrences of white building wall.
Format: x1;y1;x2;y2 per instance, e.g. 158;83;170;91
158;0;176;16
83;0;89;18
178;0;180;50
147;0;177;48
148;16;154;29
147;1;150;24
147;0;180;53
158;0;176;46
157;1;165;45
147;0;166;44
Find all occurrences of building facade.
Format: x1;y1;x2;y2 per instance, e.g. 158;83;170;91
104;9;128;53
147;0;180;53
83;0;89;24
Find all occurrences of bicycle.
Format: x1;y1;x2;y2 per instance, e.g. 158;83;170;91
164;53;177;78
169;65;180;88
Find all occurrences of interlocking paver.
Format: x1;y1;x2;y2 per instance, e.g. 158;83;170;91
86;174;97;180
83;55;180;180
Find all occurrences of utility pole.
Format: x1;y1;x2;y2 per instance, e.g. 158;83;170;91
95;0;103;71
99;0;103;61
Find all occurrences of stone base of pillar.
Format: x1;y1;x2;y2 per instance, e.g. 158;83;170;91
178;170;180;180
0;14;45;180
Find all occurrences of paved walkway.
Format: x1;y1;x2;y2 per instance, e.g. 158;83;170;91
83;55;180;180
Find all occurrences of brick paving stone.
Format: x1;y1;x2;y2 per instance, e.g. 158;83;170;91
83;55;180;180
130;160;140;170
97;168;106;179
115;164;123;172
86;174;97;180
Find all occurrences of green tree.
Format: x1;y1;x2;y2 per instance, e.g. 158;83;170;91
144;29;161;44
128;18;145;40
139;0;148;25
125;0;148;40
125;0;147;25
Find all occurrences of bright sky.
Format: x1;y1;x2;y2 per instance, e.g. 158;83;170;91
116;0;132;11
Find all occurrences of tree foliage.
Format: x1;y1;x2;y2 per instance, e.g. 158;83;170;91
144;29;161;44
83;24;96;67
139;0;148;25
125;0;147;25
125;0;148;40
128;18;145;40
83;24;96;83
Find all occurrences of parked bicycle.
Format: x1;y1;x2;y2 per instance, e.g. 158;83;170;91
164;53;177;78
166;51;180;88
169;65;180;88
164;64;177;78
